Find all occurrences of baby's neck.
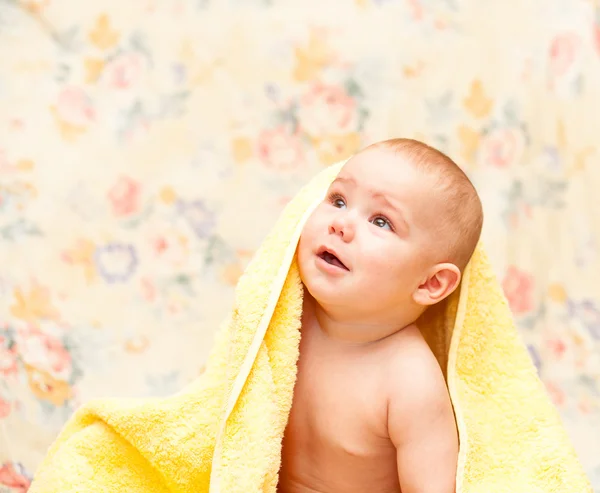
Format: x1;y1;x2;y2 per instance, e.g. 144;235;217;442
302;293;417;346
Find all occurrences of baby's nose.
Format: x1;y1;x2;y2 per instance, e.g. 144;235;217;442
329;215;354;241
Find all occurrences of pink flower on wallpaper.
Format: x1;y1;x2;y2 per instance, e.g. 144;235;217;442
0;462;31;492
298;82;357;137
549;32;580;77
594;24;600;57
17;329;72;381
0;397;10;419
108;176;141;217
257;126;305;171
0;337;18;377
55;87;95;126
546;338;566;359
544;381;566;408
104;52;145;90
152;236;168;255
502;266;535;315
140;277;156;302
480;127;525;168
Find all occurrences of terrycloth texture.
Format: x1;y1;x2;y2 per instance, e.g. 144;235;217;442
29;161;592;493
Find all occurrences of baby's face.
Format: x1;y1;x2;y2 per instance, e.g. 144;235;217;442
298;147;441;318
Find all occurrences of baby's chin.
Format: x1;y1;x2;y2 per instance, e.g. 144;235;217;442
300;275;355;307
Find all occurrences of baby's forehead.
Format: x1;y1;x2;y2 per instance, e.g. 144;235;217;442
339;150;445;213
339;149;423;184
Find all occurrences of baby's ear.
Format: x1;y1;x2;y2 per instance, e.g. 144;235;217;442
412;263;461;306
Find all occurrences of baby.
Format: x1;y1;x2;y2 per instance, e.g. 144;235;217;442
278;138;484;493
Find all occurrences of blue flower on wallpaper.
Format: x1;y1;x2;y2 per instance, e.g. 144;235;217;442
177;199;216;239
145;371;181;397
94;242;138;283
527;345;542;372
171;63;187;84
568;299;600;340
540;146;563;173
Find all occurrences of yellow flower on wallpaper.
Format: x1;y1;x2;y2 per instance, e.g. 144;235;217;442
24;364;72;407
548;283;568;303
220;249;254;286
556;118;567;149
567;147;594;177
403;61;425;79
457;124;480;164
125;335;150;354
89;14;120;51
231;137;254;164
464;79;493;118
179;39;217;86
313;133;361;166
293;29;332;82
221;263;244;286
21;0;49;14
50;113;87;141
84;57;105;84
16;159;35;171
61;239;97;284
10;282;60;324
0;182;37;213
159;186;177;205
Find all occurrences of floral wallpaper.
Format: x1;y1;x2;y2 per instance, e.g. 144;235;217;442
0;0;599;490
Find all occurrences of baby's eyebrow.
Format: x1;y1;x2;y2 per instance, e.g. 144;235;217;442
332;176;355;186
372;192;411;232
332;176;410;232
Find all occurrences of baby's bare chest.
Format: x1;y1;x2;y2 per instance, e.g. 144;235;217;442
279;343;400;492
287;338;391;457
292;351;384;442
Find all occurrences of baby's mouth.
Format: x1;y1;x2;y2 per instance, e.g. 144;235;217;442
317;250;349;271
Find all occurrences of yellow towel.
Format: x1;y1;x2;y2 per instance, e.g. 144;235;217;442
28;161;592;493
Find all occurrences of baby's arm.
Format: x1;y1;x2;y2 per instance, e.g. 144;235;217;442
387;355;458;493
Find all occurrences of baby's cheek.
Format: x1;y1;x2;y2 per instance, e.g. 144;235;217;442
372;249;409;281
299;211;323;244
296;234;313;270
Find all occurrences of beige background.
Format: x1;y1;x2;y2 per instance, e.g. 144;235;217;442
0;0;599;489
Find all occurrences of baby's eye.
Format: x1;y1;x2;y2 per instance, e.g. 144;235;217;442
327;193;346;209
372;216;392;230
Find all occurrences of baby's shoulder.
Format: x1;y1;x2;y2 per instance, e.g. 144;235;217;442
384;326;448;406
385;324;437;365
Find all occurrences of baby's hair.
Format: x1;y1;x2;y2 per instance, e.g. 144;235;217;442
369;138;483;272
